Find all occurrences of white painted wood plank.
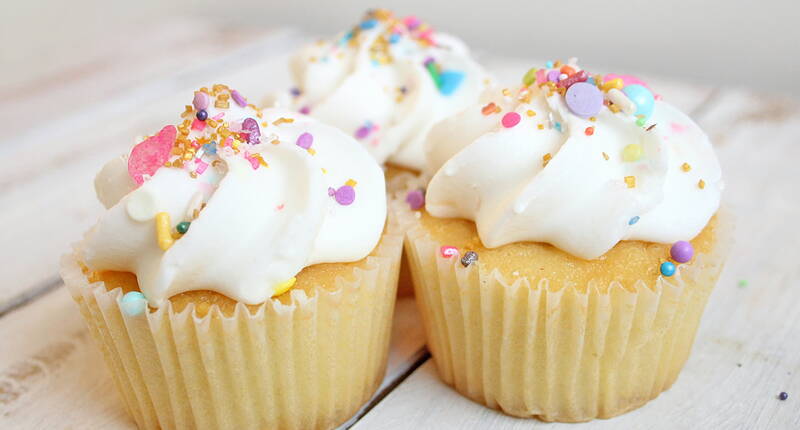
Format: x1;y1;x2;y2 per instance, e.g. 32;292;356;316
354;92;800;428
0;291;425;429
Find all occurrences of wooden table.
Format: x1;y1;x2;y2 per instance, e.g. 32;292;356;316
1;22;798;429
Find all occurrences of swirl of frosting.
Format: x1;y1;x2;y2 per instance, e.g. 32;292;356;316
82;85;386;306
424;61;723;260
277;9;488;171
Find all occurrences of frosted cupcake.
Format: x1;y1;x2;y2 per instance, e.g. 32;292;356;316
397;60;731;421
60;85;402;430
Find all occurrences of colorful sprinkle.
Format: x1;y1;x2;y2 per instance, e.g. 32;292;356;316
360;18;378;29
196;109;208;121
501;112;521;128
556;70;588;89
601;78;624;92
670;241;694;263
272;277;297;297
738;280;748;287
681;162;692;172
241;118;261;145
438;70;465;95
128;125;177;185
629;216;640;225
481;102;500;115
296;132;314;149
624;176;637;188
329;185;356;206
230;89;248;108
405;189;425;210
698;179;706;189
121;291;147;316
460;251;478;267
623;84;656;119
440;246;459;258
622;143;643;162
522;68;538;86
355;122;373;139
155;212;175;251
660;261;676;277
176;221;191;234
565;82;603;118
193;91;209;110
585;126;595;136
779;392;789;401
636;117;647;127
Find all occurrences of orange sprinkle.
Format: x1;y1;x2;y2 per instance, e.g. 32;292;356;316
537;124;544;130
698;179;706;189
602;152;609;160
542;153;552;167
481;102;498;115
624;176;636;188
681;162;692;172
585;126;595;136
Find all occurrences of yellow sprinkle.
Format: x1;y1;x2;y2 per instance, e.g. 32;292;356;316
272;277;297;297
681;162;692;172
181;105;194;118
207;119;218;128
602;152;609;160
308;148;316;155
273;117;295;125
624;176;636;188
345;178;357;187
155;212;174;251
589;117;597;122
526;110;536;117
537;124;545;130
609;104;621;113
214;99;230;109
321;168;327;174
542;153;552;167
601;78;624;92
698;179;706;189
261;122;268;127
502;88;511;97
622;143;643;162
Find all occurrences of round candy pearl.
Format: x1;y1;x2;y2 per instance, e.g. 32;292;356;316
547;70;561;82
522;68;538;86
460;251;478;267
622;143;643;162
121;291;147;316
334;186;355;205
670;240;694;263
623;84;655;119
501;112;521;128
660;261;676;277
196;109;208;121
296;132;314;149
193;91;209;110
176;221;191;234
565;82;603;118
405;189;425;210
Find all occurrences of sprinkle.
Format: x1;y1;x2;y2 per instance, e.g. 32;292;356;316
624;176;636;188
607;89;636;115
660;261;676;277
196;109;208;121
272;277;297;297
681;162;692;172
241;118;261;144
405;189;425;210
636;117;647;127
623;84;656;119
290;87;301;97
601;78;624;92
542;153;552;167
296;132;314;149
195;159;209;175
191;118;206;131
440;246;459;258
556;70;588;89
545;61;554;68
622;143;643;162
460;251;478;267
646;124;657;131
439;71;465;95
738;280;748;287
526;110;536;117
360;18;378;29
330;185;356;205
547;70;561;82
272;117;294;125
537;124;544;130
501;112;521;128
778;392;789;401
345;178;357;187
176;221;191;234
481;102;500;115
554;122;562;132
404;15;421;30
585;126;595;136
355;123;373;139
193;91;209;110
128;125;177;185
522;68;538;86
698;179;706;189
155;212;175;251
424;58;442;88
299;106;311;115
602;152;610;160
628;216;640;225
670;241;694;263
230;89;247;107
121;291;147;316
565;82;603;118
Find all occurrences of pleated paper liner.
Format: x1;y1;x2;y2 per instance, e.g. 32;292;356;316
394;198;733;422
60;229;402;430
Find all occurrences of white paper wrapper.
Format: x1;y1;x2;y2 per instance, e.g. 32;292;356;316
394;198;733;422
61;230;402;430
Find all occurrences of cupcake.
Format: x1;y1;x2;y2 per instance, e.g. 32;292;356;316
396;60;731;421
60;84;402;430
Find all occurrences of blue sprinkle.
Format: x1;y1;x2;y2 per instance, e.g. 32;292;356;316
360;19;378;29
371;59;380;67
340;31;354;44
587;77;596;86
389;33;400;44
628;216;640;225
555;122;562;132
660;261;676;277
290;87;301;97
203;142;217;154
121;291;147;316
438;70;465;95
545;61;554;69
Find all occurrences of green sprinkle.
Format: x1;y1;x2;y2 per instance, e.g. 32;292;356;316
636;117;647;127
176;221;191;234
522;68;538;86
738;279;748;288
426;62;442;88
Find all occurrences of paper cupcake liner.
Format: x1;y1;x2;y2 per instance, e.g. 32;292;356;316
394;199;732;422
60;229;402;430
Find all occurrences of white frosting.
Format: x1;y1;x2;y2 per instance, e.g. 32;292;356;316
277;12;488;171
425;84;723;260
83;96;386;306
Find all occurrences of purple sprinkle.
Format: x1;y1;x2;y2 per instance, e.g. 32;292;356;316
547;70;561;82
193;92;209;111
565;82;603;118
328;187;336;196
355;126;371;140
241;118;261;145
334;185;355;205
290;87;302;97
299;106;311;115
424;57;435;66
405;189;425;210
296;132;313;149
670;240;694;263
230;89;248;108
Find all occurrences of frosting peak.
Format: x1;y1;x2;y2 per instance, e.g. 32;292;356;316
83;85;386;306
424;60;723;259
277;9;489;171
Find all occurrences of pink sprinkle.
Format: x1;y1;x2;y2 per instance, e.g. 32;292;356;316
502;112;521;128
296;132;313;149
193;92;209;111
212;112;225;121
418;29;435;45
128;125;177;185
299;106;311;115
440;246;459;258
195;159;209;175
330;185;355;205
671;122;688;133
230;89;248;107
536;69;546;85
403;16;420;30
276;203;285;211
245;154;260;170
191;119;206;131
